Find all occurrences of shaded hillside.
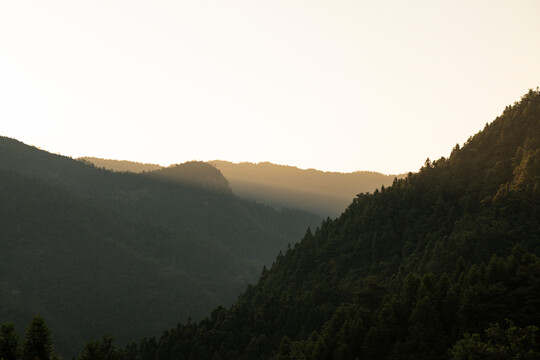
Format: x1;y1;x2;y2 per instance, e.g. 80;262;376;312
0;170;247;356
0;137;320;265
81;158;231;193
210;161;404;217
79;157;162;173
0;138;321;357
147;161;231;193
108;89;540;359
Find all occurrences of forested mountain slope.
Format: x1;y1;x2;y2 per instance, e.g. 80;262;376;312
146;161;231;193
0;170;238;355
81;158;232;193
0;137;320;266
0;138;320;357
110;89;540;359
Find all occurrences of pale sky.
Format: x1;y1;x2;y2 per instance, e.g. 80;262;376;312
1;0;539;174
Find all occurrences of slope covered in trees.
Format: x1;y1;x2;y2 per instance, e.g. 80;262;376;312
0;136;320;267
0;138;321;357
81;158;232;193
0;316;62;360
97;89;540;359
0;169;248;355
146;161;231;193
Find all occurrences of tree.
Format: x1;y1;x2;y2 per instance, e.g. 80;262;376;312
449;320;540;359
78;336;118;360
0;322;20;360
23;316;60;360
405;295;445;359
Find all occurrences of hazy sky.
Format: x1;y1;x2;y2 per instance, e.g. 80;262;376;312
1;1;539;174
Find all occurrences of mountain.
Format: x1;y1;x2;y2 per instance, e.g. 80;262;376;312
81;158;231;193
0;138;321;357
147;161;231;193
80;157;402;217
106;89;540;359
210;161;405;217
0;170;234;354
0;137;321;266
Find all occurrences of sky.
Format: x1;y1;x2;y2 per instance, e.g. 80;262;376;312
1;0;539;174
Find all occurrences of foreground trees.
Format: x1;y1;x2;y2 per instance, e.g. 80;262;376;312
450;321;540;359
0;316;60;360
0;322;19;360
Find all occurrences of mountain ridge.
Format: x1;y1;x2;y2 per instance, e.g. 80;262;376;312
211;160;405;216
79;157;404;217
147;161;231;193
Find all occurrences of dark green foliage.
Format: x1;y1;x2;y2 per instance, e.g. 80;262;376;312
1;317;62;360
78;336;119;360
0;323;20;360
23;316;60;360
449;320;540;359
100;89;540;359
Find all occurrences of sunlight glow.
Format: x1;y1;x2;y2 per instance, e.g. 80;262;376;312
1;0;539;173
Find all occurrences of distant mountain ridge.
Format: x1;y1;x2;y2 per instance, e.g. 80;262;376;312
211;160;405;216
80;157;403;217
80;157;231;192
147;161;231;193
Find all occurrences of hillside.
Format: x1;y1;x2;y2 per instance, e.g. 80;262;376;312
147;161;231;193
0;138;321;357
104;89;540;359
0;137;320;265
0;170;239;355
81;158;232;193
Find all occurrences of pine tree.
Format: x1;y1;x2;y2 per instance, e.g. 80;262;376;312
0;322;20;360
78;336;118;360
23;316;60;360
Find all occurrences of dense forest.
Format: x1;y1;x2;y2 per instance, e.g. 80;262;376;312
1;89;539;359
0;139;320;356
52;88;538;359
